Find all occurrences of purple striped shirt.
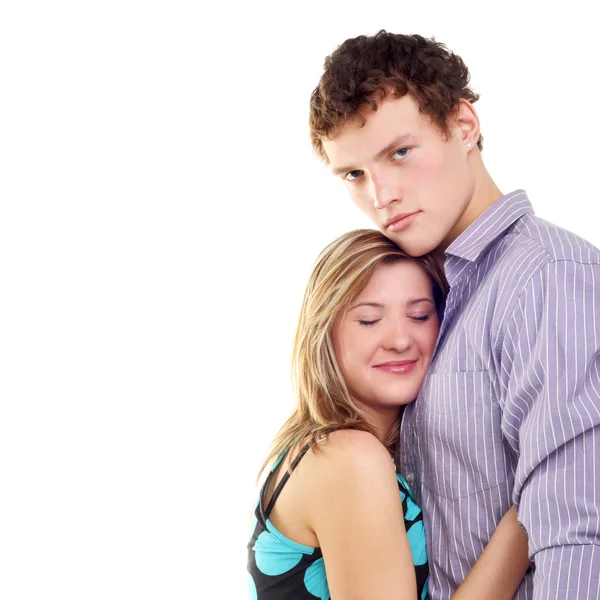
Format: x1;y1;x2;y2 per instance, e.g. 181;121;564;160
400;190;600;599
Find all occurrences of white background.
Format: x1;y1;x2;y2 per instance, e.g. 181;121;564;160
1;1;598;598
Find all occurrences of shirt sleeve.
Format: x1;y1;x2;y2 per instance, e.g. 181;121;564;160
499;259;600;598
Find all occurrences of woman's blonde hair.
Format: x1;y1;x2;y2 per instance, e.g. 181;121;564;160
259;229;448;476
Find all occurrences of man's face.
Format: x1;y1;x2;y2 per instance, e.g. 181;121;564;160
323;95;477;257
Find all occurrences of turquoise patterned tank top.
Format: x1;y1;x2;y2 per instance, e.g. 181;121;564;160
247;443;429;599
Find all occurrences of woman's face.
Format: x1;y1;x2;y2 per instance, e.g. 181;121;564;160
333;260;440;413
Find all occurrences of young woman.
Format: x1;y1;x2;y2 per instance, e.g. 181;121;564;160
247;229;529;600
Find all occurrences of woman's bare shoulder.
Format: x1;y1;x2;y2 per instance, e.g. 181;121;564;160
307;429;396;482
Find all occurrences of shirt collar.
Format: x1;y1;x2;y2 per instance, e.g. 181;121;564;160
445;189;533;263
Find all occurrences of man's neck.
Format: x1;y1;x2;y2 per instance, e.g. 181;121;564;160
441;159;503;256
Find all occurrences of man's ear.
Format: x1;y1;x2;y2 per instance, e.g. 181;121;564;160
455;98;480;149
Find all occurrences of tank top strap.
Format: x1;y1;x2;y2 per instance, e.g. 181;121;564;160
264;442;311;519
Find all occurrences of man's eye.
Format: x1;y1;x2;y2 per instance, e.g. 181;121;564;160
391;148;409;161
345;170;363;181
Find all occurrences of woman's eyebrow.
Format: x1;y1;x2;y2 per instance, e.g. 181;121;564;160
349;301;383;310
407;297;435;306
349;297;434;311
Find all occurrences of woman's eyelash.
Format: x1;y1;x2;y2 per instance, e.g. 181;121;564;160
357;314;433;325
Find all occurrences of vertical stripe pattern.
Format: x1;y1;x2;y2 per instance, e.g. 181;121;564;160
400;190;600;599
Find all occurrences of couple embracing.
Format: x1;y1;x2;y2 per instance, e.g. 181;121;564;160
248;31;600;600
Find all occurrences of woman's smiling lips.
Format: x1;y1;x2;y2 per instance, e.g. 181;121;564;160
373;360;418;374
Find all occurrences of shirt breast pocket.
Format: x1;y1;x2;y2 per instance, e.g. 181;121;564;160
417;370;508;500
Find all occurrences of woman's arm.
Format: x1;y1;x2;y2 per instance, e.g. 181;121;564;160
451;506;530;600
305;429;417;600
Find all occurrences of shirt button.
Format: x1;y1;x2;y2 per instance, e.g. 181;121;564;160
404;472;414;483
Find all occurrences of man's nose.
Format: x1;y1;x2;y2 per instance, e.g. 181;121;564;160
370;171;401;210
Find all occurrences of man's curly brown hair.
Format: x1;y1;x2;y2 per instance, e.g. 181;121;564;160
309;30;483;162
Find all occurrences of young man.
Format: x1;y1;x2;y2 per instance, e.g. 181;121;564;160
309;31;600;599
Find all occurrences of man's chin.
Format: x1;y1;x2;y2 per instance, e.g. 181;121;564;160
382;232;439;257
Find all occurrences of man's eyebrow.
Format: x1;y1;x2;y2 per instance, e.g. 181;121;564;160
331;134;416;177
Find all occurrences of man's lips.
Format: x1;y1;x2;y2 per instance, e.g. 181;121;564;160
373;360;418;374
385;211;419;232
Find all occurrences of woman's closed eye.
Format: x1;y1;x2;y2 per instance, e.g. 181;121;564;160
357;319;380;326
410;313;433;322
